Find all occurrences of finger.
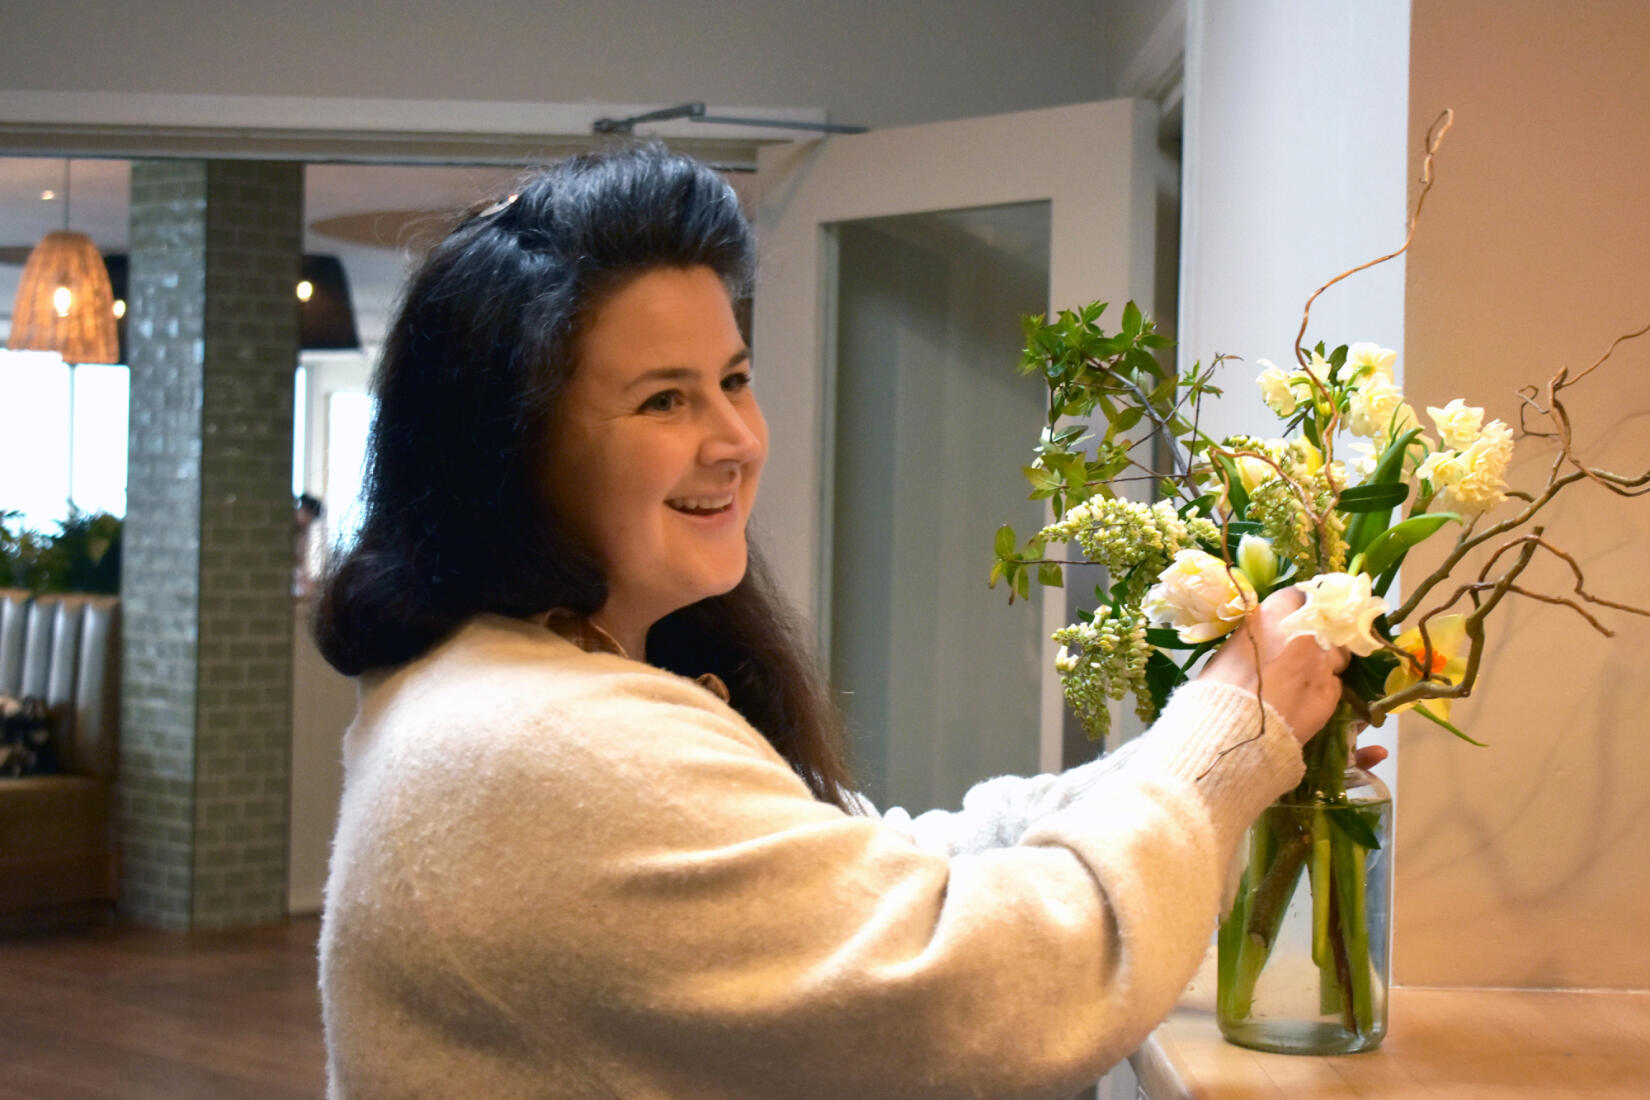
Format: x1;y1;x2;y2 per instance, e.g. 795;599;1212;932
1354;744;1388;769
1260;586;1306;614
1330;645;1352;674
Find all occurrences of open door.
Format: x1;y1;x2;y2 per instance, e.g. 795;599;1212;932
753;99;1160;810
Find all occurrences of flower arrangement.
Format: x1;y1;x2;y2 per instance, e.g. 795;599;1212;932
991;111;1650;1051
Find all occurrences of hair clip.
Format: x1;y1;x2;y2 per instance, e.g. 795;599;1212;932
478;193;520;218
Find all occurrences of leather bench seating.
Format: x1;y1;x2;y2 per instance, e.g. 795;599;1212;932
0;589;121;929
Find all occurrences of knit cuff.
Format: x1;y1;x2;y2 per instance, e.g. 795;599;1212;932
1128;680;1305;832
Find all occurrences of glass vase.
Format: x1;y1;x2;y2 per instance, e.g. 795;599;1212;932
1216;706;1392;1055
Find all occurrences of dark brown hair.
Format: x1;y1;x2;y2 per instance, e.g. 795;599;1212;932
313;144;856;809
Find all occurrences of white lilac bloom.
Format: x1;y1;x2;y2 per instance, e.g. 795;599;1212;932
1426;398;1487;451
1142;548;1258;644
1280;571;1389;656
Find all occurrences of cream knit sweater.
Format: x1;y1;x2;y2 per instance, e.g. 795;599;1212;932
320;614;1303;1099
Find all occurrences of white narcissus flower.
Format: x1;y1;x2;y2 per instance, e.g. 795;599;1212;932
1421;419;1514;515
1346;342;1397;385
1143;548;1258;644
1280;572;1389;656
1256;360;1299;416
1426;398;1486;451
1345;439;1380;482
1346;373;1419;441
1304;350;1333;386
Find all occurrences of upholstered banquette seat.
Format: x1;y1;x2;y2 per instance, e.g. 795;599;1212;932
0;589;121;928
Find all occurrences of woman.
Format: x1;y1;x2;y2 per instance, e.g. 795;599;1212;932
316;145;1350;1099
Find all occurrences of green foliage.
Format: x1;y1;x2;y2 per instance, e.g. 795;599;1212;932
1358;513;1462;580
1343;427;1426;556
1334;482;1410;513
1327;805;1383;851
0;508;123;594
1411;702;1490;747
1016;300;1181;517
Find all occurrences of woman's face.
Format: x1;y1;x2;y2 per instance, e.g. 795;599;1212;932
546;265;767;649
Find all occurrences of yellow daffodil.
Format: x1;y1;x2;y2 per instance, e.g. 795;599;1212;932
1383;614;1470;720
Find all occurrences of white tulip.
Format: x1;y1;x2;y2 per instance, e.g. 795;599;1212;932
1143;549;1258;644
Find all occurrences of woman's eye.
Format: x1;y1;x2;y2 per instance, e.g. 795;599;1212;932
722;370;754;394
640;390;682;414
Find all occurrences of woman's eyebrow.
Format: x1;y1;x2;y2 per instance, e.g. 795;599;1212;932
623;349;751;391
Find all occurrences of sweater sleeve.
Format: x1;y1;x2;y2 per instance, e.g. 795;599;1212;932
877;688;1297;860
369;670;1302;1100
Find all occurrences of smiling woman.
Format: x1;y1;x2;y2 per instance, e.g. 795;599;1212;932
543;266;767;659
313;144;1346;1100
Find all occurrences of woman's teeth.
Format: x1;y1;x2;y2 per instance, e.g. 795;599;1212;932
668;496;733;515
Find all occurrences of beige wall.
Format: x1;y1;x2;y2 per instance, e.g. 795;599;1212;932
1398;0;1650;989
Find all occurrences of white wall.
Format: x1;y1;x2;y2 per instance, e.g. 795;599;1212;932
1178;0;1411;788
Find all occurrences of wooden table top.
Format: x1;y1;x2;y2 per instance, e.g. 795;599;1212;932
1130;986;1650;1098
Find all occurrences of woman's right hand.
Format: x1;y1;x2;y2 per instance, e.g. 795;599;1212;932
1196;587;1349;743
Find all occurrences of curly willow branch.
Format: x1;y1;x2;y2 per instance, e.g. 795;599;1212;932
1293;108;1455;372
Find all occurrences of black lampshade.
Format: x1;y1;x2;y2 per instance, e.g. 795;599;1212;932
300;254;360;351
102;252;360;361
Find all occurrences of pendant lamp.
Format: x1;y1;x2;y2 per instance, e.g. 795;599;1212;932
7;160;118;365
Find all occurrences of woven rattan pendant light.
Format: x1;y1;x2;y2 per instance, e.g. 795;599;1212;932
8;160;118;365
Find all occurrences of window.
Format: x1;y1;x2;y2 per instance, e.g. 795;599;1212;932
0;350;125;530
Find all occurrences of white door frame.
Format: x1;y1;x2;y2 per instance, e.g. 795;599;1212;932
753;98;1161;772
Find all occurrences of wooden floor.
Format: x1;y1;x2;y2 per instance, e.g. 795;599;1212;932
0;916;326;1099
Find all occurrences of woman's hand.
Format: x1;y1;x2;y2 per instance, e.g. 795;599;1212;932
1197;587;1349;744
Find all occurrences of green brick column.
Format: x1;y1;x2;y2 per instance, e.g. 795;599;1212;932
122;160;301;929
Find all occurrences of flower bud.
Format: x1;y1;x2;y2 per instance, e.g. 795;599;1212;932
1236;534;1279;590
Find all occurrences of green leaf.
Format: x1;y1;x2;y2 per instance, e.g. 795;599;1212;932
1344;651;1398;701
1144;648;1189;713
1013;568;1030;602
1148;373;1178;406
1122;300;1143;338
1213;454;1249;516
1112;405;1145;433
1327;806;1382;851
1145;627;1200;650
994;524;1016;560
1344;427;1426;554
1179;493;1217;520
1302;415;1323;451
1022;465;1058;492
1336;482;1410;513
1037;561;1064;588
1359;512;1464;578
987;560;1004;589
1412;703;1489;747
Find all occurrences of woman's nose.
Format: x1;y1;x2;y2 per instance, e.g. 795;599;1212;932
701;393;766;466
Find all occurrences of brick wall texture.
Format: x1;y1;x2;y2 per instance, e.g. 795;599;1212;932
122;160;301;930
